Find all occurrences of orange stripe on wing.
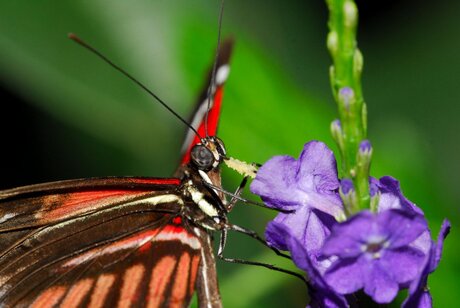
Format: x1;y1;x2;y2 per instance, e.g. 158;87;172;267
31;286;67;308
39;190;149;222
147;256;177;308
62;229;162;268
88;274;116;308
170;252;191;308
60;278;94;308
118;264;145;308
189;254;201;295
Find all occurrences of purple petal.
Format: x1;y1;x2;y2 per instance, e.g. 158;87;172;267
266;207;337;273
323;256;366;294
369;177;379;197
267;221;317;278
269;222;348;308
402;289;432;308
433;219;451;270
380;247;425;284
364;261;399;303
304;210;338;273
404;220;450;307
303;209;331;252
307;192;344;219
410;230;433;257
298;141;340;194
377;209;428;248
407;243;433;296
322;211;374;258
250;155;300;209
307;290;349;308
265;205;310;250
377;176;424;215
265;220;289;251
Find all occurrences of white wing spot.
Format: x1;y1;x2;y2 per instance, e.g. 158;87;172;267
215;65;230;85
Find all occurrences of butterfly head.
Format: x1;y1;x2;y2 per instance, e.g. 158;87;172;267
190;137;226;172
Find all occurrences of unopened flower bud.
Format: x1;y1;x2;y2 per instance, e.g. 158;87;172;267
338;87;354;110
354;49;363;77
343;1;358;28
359;140;372;154
340;178;357;214
369;177;380;212
357;139;372;175
327;31;339;56
340;178;354;195
330;119;344;150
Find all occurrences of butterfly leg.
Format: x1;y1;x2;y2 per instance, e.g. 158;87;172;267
224;223;290;259
216;226;308;285
226;176;248;211
205;180;292;214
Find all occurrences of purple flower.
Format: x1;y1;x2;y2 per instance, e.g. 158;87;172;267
250;141;344;271
372;176;432;259
269;221;348;308
321;209;428;303
251;141;450;307
402;219;451;308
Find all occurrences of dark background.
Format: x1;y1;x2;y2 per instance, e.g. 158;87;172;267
0;0;458;306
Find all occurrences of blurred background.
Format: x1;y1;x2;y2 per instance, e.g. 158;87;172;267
0;0;458;306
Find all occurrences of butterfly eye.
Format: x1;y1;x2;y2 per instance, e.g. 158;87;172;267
191;145;215;171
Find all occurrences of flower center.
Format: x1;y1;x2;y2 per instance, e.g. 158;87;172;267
362;236;389;259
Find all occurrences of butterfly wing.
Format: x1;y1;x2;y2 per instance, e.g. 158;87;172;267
0;177;203;307
0;177;180;251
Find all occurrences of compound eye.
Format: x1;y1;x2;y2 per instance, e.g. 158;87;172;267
191;145;215;171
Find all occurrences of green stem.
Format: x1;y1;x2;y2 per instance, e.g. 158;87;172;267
326;0;370;213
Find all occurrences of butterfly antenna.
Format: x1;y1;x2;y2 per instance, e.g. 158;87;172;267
204;0;225;137
68;33;201;139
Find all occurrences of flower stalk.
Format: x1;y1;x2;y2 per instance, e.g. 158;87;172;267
326;0;370;212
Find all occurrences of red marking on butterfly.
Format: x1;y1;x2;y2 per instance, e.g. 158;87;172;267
40;190;150;221
0;39;234;307
181;86;224;165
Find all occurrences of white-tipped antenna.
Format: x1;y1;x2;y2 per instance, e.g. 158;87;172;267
204;0;226;137
68;33;202;140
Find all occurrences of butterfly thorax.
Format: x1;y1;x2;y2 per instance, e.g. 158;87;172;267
177;136;228;232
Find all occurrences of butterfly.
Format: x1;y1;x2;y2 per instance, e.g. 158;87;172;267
0;37;244;307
